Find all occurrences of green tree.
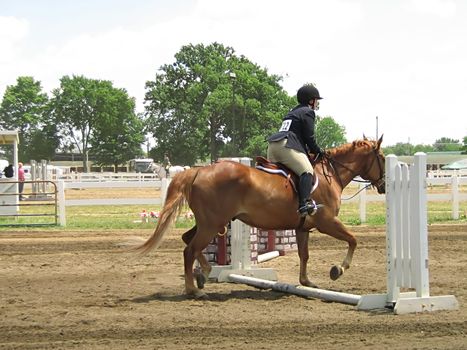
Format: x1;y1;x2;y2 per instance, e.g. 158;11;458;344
315;116;347;149
50;75;144;171
0;76;58;162
462;136;467;154
145;42;293;165
383;142;435;156
413;143;435;153
383;142;413;156
433;137;461;152
92;108;145;172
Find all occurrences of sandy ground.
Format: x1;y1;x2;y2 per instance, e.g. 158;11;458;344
0;224;466;350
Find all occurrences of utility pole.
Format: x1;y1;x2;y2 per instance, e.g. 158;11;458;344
229;71;237;155
376;116;379;140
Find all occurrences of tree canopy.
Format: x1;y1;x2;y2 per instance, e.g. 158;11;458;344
433;137;461;152
50;75;144;171
383;137;463;156
0;76;58;162
144;42;294;165
315;116;347;149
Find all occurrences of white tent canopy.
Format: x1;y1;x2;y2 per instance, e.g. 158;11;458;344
441;158;467;170
0;130;19;179
0;130;20;215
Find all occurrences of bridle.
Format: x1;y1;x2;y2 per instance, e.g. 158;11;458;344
319;146;385;192
365;147;385;191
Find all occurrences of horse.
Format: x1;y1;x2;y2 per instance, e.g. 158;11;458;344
136;136;385;299
168;165;191;178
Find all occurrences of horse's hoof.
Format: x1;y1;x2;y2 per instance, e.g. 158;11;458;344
330;265;344;280
195;272;206;289
194;291;209;300
300;280;319;288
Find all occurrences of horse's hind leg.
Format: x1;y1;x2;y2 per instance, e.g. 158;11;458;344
182;225;212;289
317;217;357;281
296;229;318;288
183;225;217;299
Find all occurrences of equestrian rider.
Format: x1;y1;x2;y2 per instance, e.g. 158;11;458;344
267;84;324;217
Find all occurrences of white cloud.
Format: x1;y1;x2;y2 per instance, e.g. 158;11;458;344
0;16;29;62
407;0;457;18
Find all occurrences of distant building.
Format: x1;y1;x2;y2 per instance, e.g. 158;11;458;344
397;152;467;170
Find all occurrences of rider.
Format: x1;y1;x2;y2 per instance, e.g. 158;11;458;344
267;84;325;217
162;153;171;178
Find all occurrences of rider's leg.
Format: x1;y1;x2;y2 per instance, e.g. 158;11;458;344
267;141;319;216
298;172;318;216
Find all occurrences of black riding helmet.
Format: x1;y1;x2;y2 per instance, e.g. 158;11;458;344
297;84;323;104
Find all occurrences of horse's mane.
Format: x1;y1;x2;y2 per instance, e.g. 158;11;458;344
327;139;376;158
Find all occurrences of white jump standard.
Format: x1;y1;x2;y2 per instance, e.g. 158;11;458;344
357;153;458;314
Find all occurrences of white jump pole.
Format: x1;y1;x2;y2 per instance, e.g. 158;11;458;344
229;274;361;305
257;251;280;263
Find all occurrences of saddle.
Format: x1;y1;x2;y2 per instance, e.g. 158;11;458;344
255;156;299;193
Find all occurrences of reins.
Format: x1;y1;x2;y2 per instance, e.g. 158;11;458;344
315;146;384;201
341;183;373;201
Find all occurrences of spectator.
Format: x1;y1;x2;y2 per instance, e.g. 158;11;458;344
18;162;25;200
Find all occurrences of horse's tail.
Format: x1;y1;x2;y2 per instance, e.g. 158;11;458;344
135;167;199;254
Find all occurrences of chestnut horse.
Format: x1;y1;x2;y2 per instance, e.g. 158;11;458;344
136;137;385;298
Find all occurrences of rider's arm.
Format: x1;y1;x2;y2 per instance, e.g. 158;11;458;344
301;109;322;155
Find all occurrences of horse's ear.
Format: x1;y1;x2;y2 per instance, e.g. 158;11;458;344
377;134;384;149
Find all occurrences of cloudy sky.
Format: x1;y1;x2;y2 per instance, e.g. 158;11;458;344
1;0;466;146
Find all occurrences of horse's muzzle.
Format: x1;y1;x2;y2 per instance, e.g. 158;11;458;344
373;178;385;194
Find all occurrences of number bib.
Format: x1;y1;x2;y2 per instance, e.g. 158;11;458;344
279;120;292;132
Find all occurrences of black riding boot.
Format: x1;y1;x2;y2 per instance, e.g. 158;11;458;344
298;172;318;217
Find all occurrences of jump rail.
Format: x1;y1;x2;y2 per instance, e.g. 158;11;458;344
229;274;361;305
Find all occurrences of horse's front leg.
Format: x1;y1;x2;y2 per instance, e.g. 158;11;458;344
317;217;357;281
296;229;318;288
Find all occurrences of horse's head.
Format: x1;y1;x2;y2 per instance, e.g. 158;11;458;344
357;135;385;194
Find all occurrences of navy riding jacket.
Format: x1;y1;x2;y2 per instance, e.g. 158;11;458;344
268;104;321;155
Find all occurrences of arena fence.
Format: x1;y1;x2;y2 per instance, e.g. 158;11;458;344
17;164;464;227
0;180;58;227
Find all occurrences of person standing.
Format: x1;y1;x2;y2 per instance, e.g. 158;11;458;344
18;162;25;200
267;84;324;217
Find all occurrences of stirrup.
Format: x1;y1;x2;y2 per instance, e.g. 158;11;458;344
298;200;321;217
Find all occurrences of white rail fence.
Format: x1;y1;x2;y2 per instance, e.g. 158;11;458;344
351;176;467;221
56;179;170;226
54;173;467;226
54;172;160;182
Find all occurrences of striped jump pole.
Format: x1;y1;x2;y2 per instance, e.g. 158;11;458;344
229;274;361;305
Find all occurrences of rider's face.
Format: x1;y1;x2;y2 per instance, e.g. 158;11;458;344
310;99;320;111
